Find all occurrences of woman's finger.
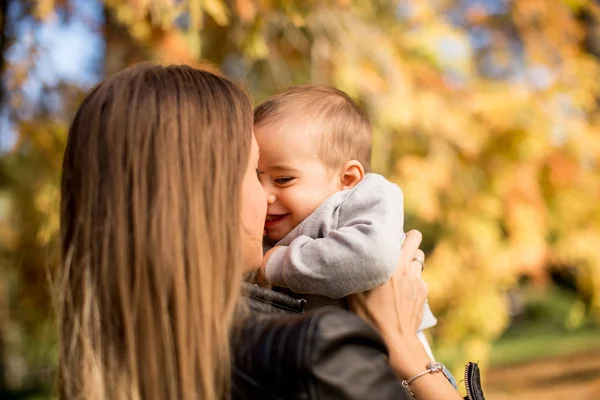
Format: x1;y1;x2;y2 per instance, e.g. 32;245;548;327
421;281;429;299
414;249;425;263
399;230;423;269
410;249;426;275
403;230;423;253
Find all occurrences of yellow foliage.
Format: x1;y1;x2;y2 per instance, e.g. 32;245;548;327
236;0;257;23
204;0;230;26
34;183;60;246
4;0;600;382
33;0;56;20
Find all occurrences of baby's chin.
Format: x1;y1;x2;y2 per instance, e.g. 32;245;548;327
265;230;291;244
265;235;282;244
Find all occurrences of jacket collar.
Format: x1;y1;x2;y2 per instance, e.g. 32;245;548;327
241;282;305;314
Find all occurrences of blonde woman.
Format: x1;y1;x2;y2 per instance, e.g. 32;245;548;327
58;63;480;399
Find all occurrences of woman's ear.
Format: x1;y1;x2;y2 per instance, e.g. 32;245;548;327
338;160;365;190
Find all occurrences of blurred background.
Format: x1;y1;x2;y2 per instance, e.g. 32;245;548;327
1;0;600;398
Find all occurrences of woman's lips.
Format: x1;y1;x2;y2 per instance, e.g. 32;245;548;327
264;213;290;228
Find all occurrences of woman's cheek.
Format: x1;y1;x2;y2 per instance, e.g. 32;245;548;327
255;180;267;223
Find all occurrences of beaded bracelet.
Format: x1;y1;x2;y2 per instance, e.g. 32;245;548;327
401;361;446;399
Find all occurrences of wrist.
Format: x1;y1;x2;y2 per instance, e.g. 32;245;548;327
385;333;432;379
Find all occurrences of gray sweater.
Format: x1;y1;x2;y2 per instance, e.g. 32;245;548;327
264;173;437;331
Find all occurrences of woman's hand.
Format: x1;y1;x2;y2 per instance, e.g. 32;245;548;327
351;230;462;399
350;230;427;343
349;230;429;378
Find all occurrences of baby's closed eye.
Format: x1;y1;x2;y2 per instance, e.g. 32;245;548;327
274;177;295;185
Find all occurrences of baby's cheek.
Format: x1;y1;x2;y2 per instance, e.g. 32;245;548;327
294;199;319;222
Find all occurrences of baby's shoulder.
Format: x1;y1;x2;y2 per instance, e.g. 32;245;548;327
340;173;403;206
362;173;402;192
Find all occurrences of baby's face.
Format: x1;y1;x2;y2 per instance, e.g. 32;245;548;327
255;123;341;243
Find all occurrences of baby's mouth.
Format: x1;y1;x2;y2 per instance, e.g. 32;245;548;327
265;213;289;228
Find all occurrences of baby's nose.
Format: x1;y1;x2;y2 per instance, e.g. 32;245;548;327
266;192;276;204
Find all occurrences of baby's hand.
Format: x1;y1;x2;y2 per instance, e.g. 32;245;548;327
257;246;281;288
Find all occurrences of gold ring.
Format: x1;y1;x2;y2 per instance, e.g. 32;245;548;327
412;257;425;271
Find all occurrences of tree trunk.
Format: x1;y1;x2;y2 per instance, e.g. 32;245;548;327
103;5;148;76
0;0;9;108
0;275;6;396
103;5;202;76
578;6;600;59
0;0;11;390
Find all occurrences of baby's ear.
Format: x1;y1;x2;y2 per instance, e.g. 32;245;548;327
339;160;365;190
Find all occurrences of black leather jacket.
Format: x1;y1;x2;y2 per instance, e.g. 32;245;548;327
232;283;486;400
232;284;418;399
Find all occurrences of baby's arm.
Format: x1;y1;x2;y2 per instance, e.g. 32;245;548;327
257;246;280;287
264;177;405;298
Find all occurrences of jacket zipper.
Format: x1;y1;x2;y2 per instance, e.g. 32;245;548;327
464;363;473;400
297;298;307;313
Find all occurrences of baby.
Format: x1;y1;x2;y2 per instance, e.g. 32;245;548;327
254;85;437;358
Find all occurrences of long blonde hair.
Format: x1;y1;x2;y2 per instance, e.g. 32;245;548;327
58;64;252;399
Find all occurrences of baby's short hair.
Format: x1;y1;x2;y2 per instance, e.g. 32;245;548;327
254;85;372;172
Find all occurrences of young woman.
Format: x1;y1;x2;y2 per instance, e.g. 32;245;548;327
58;63;475;399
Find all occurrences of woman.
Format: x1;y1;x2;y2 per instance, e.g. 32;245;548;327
58;63;480;399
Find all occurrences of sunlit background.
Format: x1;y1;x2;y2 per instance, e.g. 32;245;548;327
1;0;600;399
